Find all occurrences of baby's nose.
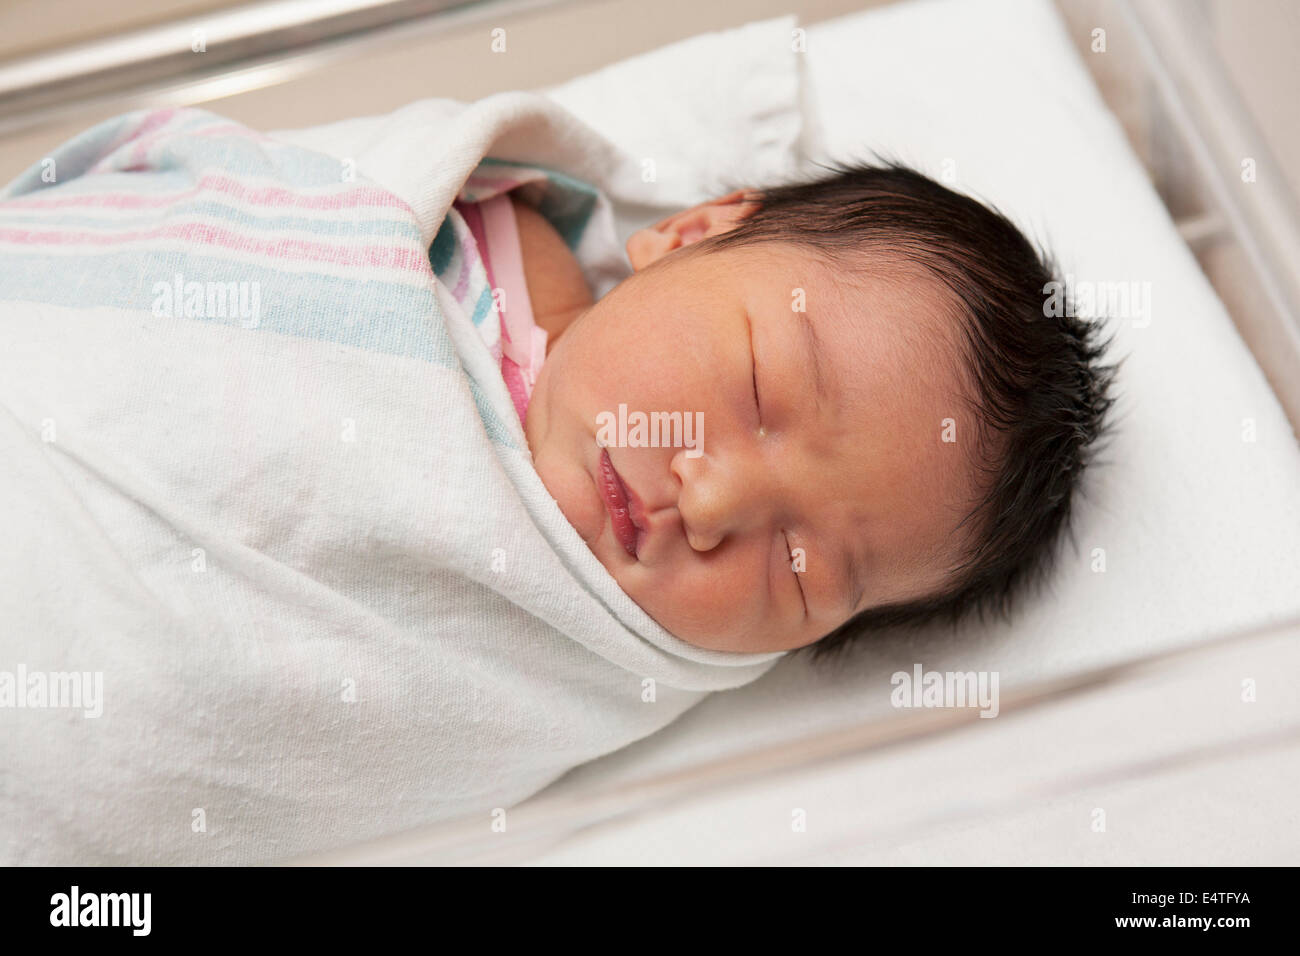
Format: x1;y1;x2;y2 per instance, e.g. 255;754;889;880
672;450;768;552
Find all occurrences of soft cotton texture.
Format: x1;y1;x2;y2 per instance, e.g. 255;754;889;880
0;100;782;865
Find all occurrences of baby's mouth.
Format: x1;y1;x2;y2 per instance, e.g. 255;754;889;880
597;448;642;558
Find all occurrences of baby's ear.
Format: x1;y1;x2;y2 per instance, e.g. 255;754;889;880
625;189;761;270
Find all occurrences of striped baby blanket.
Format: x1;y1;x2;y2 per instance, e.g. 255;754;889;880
0;96;782;864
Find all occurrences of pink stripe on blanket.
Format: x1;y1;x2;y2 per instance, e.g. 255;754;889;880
501;354;532;425
0;222;428;272
96;108;179;167
130;110;188;167
2;173;409;213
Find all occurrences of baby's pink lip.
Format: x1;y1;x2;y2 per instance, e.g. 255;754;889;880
598;448;645;557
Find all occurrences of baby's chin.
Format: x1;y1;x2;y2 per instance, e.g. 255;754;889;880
578;532;720;647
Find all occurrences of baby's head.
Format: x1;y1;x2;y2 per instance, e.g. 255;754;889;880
524;161;1118;656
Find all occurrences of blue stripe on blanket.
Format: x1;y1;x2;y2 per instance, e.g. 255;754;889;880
1;106;523;451
3;249;522;449
3;108;393;199
474;157;598;252
1;250;447;362
429;215;458;276
1;112;202;199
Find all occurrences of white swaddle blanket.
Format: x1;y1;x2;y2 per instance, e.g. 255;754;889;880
0;94;783;865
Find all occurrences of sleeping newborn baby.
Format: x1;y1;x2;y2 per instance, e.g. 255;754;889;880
0;104;1119;863
459;161;1118;655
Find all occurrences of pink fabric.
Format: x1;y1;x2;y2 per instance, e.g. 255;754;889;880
0;223;428;271
468;193;548;425
5;173;406;211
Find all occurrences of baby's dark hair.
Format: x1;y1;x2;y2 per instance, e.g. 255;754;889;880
693;159;1121;659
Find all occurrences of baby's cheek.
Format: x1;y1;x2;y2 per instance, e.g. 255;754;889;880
535;448;601;549
633;561;757;645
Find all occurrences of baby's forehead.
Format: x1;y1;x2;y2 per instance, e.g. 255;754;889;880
757;245;967;381
729;239;961;323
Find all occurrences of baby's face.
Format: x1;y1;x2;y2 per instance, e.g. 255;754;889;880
524;232;980;653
